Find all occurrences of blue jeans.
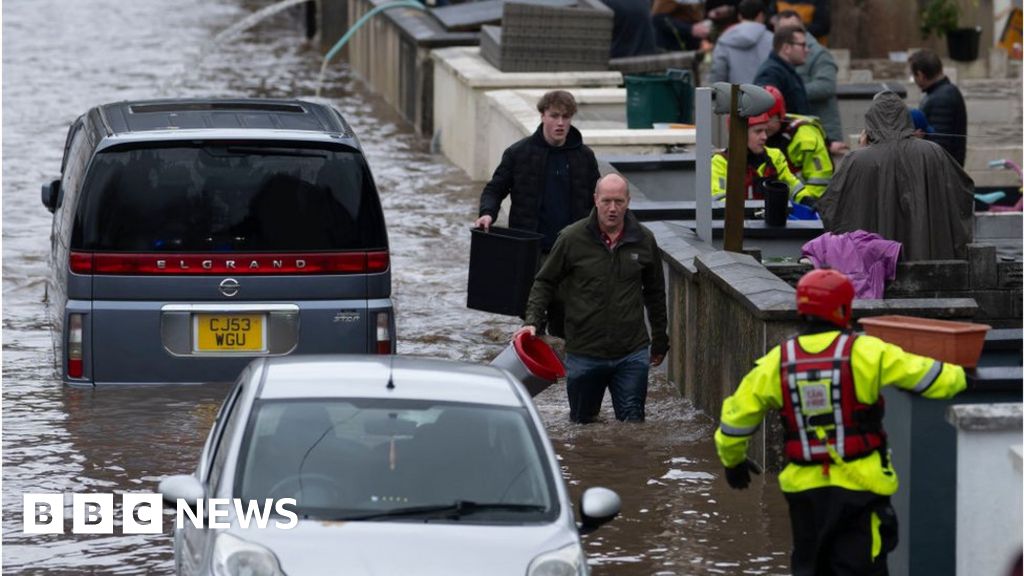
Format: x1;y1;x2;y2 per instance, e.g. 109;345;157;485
565;348;650;423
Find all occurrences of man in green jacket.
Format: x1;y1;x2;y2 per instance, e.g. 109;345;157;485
515;173;670;423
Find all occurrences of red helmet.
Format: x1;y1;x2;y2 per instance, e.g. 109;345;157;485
796;269;855;328
764;85;786;119
747;112;772;127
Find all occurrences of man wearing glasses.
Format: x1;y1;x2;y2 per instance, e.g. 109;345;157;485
753;24;810;114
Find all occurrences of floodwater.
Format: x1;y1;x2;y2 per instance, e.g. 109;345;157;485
2;0;790;573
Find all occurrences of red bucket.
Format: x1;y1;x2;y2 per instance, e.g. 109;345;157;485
491;332;565;396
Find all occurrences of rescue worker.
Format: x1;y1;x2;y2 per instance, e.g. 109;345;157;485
711;111;802;201
763;85;833;206
715;269;966;576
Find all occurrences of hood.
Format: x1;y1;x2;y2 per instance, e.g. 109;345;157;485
531;123;584;150
234;519;578;575
864;91;914;144
718;21;770;49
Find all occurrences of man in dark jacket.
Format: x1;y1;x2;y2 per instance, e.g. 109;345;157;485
475;90;600;253
909;49;968;166
476;91;600;337
753;24;810;114
816;91;974;261
516;174;670;423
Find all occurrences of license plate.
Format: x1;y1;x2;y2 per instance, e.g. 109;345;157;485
194;314;265;353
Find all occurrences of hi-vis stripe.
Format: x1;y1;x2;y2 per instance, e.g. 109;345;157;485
785;333;850;461
720;422;760;437
912;361;943;393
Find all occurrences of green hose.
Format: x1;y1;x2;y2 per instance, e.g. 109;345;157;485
316;0;426;96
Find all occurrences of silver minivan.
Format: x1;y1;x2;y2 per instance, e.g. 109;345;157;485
159;355;621;575
42;99;394;385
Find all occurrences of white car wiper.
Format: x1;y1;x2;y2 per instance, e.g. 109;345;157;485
341;501;546;521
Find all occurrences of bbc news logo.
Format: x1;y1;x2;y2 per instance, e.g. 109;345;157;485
23;493;298;534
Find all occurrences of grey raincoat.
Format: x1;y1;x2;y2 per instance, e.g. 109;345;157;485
817;92;974;261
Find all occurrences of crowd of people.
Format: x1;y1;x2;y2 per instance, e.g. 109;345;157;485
467;2;985;569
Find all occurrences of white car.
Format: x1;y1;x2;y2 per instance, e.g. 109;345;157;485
159;355;620;575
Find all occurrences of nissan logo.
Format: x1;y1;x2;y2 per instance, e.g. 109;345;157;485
219;278;240;297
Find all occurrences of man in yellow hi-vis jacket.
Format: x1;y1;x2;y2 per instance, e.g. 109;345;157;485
710;111;803;202
762;84;834;206
715;269;966;576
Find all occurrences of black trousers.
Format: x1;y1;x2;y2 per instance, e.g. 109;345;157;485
785;488;898;576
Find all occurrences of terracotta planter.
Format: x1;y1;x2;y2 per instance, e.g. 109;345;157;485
858;315;991;367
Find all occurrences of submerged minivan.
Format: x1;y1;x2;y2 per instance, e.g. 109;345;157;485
42;99;394;385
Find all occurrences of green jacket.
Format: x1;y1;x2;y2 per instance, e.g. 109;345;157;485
525;209;669;359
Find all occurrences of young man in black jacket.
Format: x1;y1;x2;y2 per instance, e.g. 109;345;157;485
475;90;600;336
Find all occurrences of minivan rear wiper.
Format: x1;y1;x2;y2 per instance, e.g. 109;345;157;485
342;501;546;521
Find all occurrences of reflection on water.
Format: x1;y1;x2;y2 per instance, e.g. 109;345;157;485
3;0;790;573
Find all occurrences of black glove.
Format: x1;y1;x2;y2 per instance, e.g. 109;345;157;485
724;458;762;490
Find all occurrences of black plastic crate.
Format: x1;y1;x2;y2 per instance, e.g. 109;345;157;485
467;226;544;316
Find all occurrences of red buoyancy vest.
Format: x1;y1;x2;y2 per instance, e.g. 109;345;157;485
779;332;886;464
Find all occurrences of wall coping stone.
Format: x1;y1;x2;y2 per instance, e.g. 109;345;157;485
430;47;621;88
946;402;1023;432
649;218;981;320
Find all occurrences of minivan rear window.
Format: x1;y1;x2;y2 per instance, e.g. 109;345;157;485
71;143;387;252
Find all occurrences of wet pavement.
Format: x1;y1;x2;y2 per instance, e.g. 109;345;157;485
2;1;790;573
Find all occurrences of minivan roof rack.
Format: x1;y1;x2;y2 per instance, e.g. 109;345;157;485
98;99;350;136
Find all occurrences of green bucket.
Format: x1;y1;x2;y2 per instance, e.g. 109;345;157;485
625;68;695;129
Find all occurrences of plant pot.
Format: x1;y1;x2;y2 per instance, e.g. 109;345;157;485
946;26;982;62
858;315;991;367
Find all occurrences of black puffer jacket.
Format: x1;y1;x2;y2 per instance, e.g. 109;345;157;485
478;125;600;233
920;77;967;166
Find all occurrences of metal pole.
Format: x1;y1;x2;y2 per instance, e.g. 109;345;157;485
694;87;713;245
723;84;748;253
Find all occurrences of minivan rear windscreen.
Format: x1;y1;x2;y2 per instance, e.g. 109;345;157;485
71;142;388;254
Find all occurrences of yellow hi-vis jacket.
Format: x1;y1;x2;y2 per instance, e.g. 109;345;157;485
710;146;803;202
715;330;966;495
781;114;834;203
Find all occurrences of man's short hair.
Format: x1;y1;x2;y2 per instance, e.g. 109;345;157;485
537;90;578;116
909;49;943;80
738;0;765;21
773;24;805;52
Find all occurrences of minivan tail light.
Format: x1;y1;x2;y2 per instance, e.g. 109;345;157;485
68;314;84;379
375;312;392;355
68;251;389;275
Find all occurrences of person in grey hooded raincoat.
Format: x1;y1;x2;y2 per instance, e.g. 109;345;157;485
816;91;974;261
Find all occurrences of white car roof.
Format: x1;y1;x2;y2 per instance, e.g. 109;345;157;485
254;355;526;408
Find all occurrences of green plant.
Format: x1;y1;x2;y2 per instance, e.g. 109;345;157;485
920;0;960;39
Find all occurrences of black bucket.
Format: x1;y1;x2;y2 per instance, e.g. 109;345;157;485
760;179;789;227
946;27;982;62
467;226;543;316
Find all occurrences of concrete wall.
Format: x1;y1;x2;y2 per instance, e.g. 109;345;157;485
649;221;981;472
767;244;1023;329
341;0;477;136
947;403;1023;576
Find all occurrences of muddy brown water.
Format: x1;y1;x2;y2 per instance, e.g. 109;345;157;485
2;1;791;573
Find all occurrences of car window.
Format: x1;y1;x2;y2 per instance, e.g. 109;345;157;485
235;399;558;524
206;384;247;492
57;122;92;237
71;142;386;252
